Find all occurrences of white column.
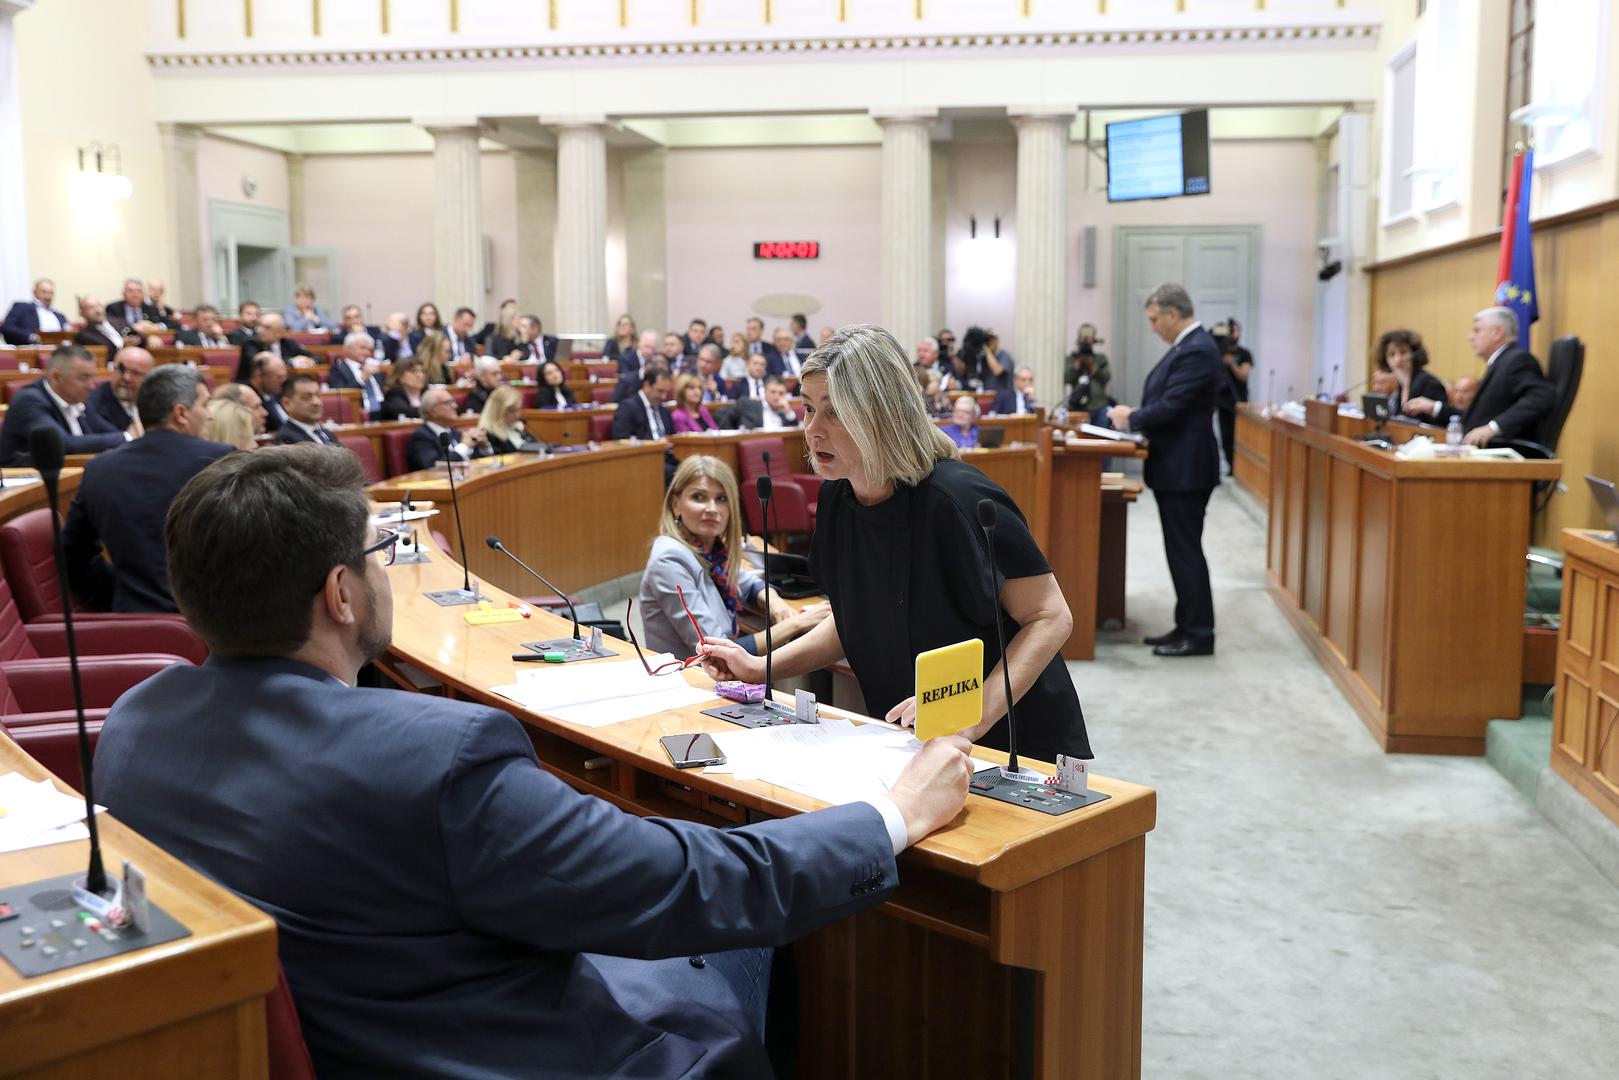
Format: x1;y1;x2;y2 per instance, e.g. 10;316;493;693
419;121;486;318
286;152;307;246
513;149;557;323
0;2;34;307
1011;107;1074;408
158;123;204;307
874;110;936;354
545;117;609;339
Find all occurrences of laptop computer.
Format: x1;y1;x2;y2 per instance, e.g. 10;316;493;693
1584;474;1619;542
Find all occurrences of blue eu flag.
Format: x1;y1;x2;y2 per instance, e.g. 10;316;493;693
1494;150;1538;348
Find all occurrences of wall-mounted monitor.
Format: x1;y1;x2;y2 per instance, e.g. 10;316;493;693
1105;109;1211;203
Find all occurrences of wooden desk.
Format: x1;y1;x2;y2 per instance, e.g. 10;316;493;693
0;470;81;522
1551;529;1619;827
1098;475;1142;633
946;413;1039;445
1260;412;1561;753
1047;439;1145;660
521;405;616;446
367;442;667;596
1234;402;1453;507
377;541;1156;1079
667;429;813;476
0;740;278;1078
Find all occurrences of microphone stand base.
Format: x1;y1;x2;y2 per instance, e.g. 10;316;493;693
0;871;190;979
517;638;616;663
702;699;807;729
967;771;1111;817
424;588;486;607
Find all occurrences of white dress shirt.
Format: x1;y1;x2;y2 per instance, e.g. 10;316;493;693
34;302;63;333
96;321;124;349
638;391;665;439
43;380;86;436
1172;321;1203;347
761;403;791;431
286;418;333;445
425;421;472;458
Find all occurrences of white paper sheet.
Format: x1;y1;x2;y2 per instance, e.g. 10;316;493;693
0;773;102;853
492;658;716;728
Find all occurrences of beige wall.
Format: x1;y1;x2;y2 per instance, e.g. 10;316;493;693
15;0;175;307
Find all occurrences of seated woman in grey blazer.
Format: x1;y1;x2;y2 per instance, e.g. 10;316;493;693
638;455;828;657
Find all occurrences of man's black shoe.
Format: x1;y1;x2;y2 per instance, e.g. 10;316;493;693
1143;630;1184;647
1153;638;1215;658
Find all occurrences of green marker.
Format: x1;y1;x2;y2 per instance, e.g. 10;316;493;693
542;651;567;663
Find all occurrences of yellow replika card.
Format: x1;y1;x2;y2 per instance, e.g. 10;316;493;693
913;639;983;741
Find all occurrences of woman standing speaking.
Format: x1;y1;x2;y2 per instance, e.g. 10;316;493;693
701;325;1090;763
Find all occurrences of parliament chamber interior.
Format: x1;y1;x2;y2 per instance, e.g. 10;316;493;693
2;1;1618;1077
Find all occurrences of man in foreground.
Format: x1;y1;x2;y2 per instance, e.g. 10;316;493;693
95;445;972;1077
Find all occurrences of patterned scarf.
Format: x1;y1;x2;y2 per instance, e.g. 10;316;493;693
702;538;742;635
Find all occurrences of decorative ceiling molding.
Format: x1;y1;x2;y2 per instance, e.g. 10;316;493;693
148;22;1378;70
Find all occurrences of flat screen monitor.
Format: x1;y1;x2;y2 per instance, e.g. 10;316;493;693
1106;109;1212;202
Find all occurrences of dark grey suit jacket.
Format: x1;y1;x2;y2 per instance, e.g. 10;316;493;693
95;658;896;1078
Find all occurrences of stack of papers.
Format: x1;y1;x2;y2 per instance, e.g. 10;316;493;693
706;718;997;807
0;773;102;854
492;659;716;728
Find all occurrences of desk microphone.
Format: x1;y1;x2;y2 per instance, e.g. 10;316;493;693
976;499;1041;783
1314;375;1325;400
1327;363;1340;399
486;535;580;640
29;425;107;896
438;430;474;596
756;473;775;703
1267;370;1276;406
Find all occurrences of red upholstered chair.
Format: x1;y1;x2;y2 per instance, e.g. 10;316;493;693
589;414;614;442
381;429;414;477
590;384;614;404
319;392;354;425
0;570;206;665
267;964;316;1080
201;349;237;368
737;437;821;536
0;718;104;790
338;436;382;484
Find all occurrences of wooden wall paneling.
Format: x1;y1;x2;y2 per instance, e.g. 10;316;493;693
1302;446;1331;626
965;448;1039;525
1267;423;1287;576
1594;581;1619;803
1353;471;1392;707
1325;454;1361;661
1553;565;1597;766
1049;447;1104;661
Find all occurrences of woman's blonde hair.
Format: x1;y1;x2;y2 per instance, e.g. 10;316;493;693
414;331;451;385
203;399;256;451
800;323;958;489
659;455;744;561
495;300;519;338
727;332;749;358
672;373;705;410
478;384;524;442
614;313;638;345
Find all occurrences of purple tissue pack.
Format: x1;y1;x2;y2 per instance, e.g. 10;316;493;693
715;681;766;704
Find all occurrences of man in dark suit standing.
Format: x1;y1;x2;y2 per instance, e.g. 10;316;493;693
1403;305;1554;446
990;368;1038;415
2;278;69;345
225;301;261;346
86;346;155;433
1108;284;1223;658
0;345;130;465
273;373;339;447
94;445;971;1079
406;387;492;472
175;305;233;349
235;311;308;382
64;365;233;612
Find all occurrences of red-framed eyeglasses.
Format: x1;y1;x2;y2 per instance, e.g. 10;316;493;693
624;585;707;676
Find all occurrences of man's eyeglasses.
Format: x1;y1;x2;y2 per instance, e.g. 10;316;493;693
363;528;399;567
625;586;706;676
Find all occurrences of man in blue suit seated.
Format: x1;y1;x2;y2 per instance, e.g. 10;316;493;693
94;445;973;1078
406;386;492;472
1108;283;1224;658
0;344;131;465
64;364;234;612
2;277;69;345
326;331;387;419
990;367;1039;416
273;373;340;447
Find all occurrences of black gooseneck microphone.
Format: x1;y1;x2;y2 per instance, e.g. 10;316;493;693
756;473;775;703
486;535;580;640
976;498;1028;781
29;425;107;895
1328;363;1341;399
438;430;473;595
1314;375;1325;400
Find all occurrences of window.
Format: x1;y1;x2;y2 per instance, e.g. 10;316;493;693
1502;0;1534;193
1382;42;1419;222
1523;0;1605;169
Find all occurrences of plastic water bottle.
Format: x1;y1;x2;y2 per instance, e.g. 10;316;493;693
1446;415;1463;447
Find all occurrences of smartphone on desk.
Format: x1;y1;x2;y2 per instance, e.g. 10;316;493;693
660;733;727;770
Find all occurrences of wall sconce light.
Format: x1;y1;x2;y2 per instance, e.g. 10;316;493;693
74;143;133;199
969;214;1003;240
993;215;1001;239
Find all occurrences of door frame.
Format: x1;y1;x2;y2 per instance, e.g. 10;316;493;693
1111;224;1262;407
208;200;290;310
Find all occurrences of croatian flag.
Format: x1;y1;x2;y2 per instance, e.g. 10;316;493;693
1494;150;1538;348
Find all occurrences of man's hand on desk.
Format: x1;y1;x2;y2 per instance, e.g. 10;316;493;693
1462;425;1495;447
1402;396;1437;419
699;636;765;683
1106;404;1133;429
887;735;974;848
